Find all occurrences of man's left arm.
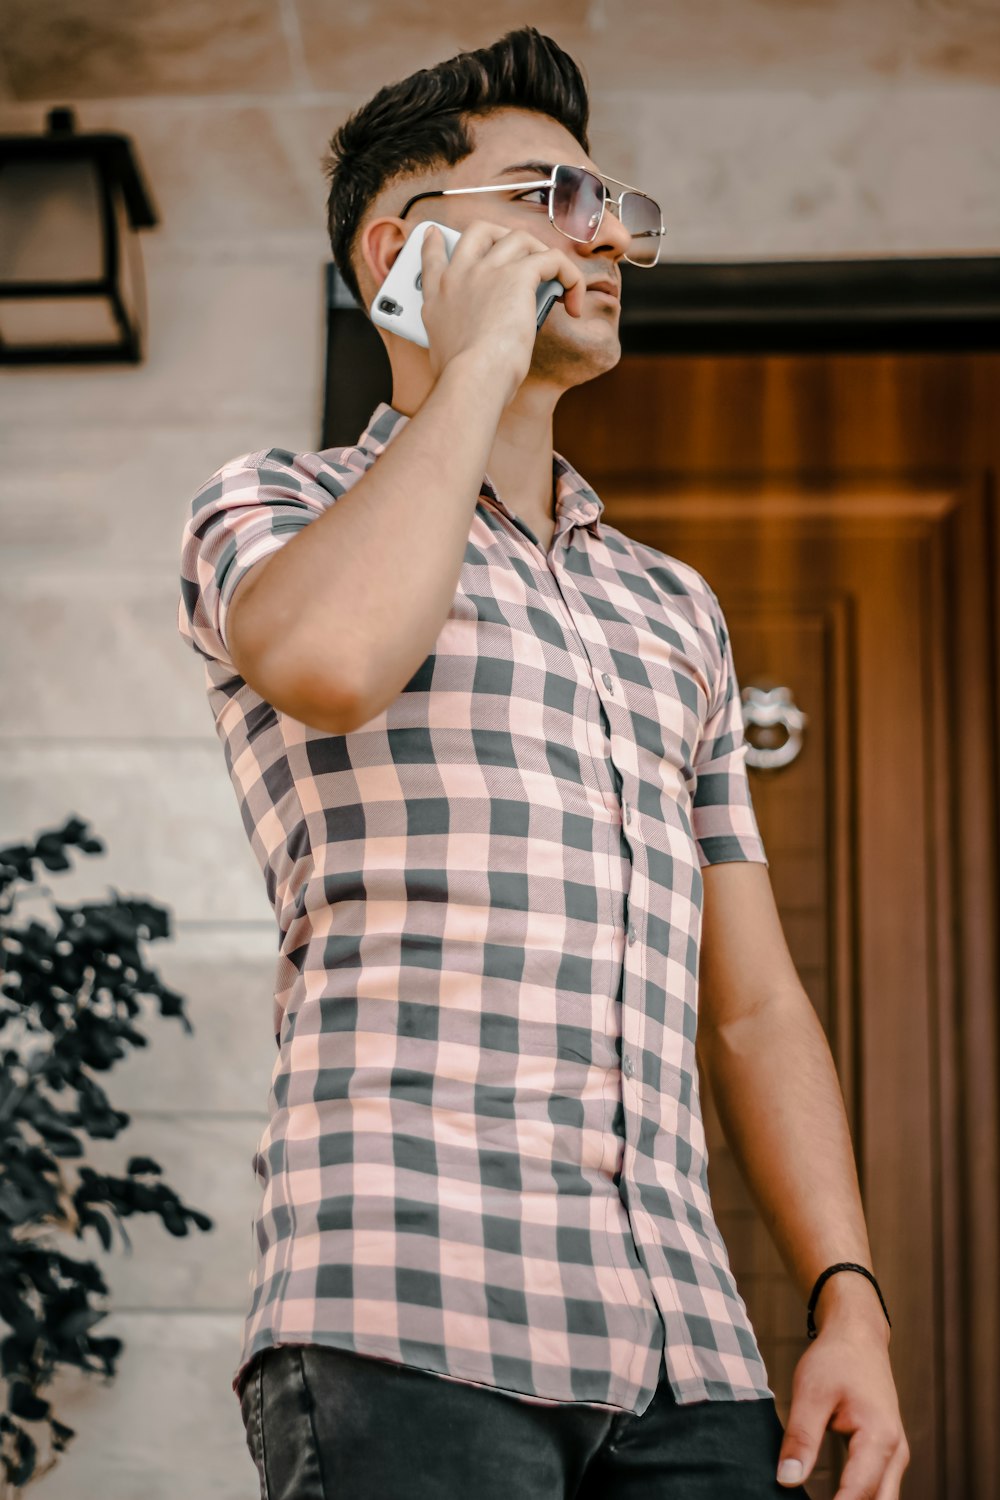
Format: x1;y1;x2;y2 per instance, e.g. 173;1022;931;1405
695;859;911;1500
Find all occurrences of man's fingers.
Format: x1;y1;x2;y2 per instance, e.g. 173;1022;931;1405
554;252;588;316
873;1442;910;1500
419;224;446;294
832;1425;907;1500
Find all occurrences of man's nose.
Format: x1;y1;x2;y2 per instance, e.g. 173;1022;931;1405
580;202;632;261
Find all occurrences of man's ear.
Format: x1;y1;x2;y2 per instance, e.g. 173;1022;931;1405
356;218;409;310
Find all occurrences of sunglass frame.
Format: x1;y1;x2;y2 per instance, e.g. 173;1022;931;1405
398;163;667;267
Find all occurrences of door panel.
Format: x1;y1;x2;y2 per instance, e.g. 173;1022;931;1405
556;356;1000;1499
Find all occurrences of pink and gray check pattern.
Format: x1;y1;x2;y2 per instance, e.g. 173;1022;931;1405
177;400;773;1417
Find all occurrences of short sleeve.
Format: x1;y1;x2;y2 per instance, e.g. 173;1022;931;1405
177;446;363;672
690;584;768;868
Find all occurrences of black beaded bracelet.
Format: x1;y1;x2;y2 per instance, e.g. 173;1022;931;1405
806;1262;891;1340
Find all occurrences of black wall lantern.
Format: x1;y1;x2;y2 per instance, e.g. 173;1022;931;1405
0;106;159;365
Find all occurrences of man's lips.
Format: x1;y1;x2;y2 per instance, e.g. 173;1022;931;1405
587;279;620;299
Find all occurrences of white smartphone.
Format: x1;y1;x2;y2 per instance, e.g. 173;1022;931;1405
369;219;566;348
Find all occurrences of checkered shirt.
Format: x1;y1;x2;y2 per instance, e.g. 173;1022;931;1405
177;400;773;1415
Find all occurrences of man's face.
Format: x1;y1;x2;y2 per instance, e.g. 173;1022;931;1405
361;106;636;387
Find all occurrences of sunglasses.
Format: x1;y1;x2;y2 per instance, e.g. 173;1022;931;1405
398;162;666;268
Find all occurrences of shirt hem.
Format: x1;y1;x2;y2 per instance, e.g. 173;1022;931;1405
233;1330;774;1413
234;1329;640;1412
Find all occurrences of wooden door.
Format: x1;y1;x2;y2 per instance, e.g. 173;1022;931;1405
555;354;1000;1500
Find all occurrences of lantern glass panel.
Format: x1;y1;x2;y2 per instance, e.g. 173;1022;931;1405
0;297;119;345
0;157;105;283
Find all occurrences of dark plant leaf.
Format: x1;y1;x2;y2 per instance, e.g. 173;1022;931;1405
126;1157;162;1176
8;1382;50;1421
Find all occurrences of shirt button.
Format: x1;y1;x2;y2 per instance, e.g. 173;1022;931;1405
624;803;631;825
602;672;614;693
627;923;637;945
623;1053;635;1078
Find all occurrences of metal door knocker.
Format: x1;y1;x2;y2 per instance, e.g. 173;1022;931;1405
741;684;808;770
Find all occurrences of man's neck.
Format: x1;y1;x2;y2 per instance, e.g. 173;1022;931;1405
392;377;561;547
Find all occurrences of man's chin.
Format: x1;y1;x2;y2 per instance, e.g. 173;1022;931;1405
534;315;621;377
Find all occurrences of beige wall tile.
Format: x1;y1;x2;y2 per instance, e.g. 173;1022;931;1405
0;424;321;564
79;1114;267;1311
290;2;1000;93
621;83;1000;258
5;3;1000;105
113;934;281;1113
99;101;327;240
15;1312;253;1500
0;742;269;923
3;0;295;101
0;569;221;740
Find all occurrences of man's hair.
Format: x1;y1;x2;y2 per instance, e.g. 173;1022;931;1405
322;26;591;312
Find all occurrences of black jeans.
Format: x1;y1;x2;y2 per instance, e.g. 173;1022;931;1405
238;1342;813;1499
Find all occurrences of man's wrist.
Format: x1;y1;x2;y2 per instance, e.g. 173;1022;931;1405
436;350;511;413
811;1270;891;1343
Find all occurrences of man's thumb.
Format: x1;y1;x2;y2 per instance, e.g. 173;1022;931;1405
776;1405;824;1487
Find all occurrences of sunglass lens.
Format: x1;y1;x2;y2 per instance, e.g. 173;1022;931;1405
553;164;606;242
620;192;662;266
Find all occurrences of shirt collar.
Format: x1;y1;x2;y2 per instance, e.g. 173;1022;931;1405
355;401;605;541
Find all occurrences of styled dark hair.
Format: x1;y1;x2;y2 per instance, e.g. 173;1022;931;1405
322;26;591;311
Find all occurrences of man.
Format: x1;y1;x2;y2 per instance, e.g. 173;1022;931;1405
178;24;908;1500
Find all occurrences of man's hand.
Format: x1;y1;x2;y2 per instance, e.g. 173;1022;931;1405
420;219;587;406
776;1316;910;1498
